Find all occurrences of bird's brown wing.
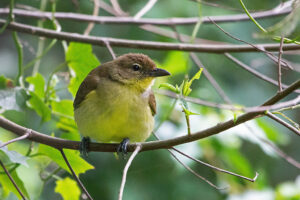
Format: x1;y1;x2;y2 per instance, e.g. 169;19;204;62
148;91;156;116
73;66;108;109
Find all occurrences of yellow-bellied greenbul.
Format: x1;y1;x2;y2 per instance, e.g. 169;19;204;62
73;53;170;153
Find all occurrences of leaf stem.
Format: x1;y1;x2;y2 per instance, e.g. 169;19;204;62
239;0;267;33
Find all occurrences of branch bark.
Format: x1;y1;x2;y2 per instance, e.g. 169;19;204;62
0;7;292;26
1;19;300;53
0;80;298;153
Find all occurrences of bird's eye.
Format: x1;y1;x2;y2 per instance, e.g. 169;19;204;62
132;64;141;71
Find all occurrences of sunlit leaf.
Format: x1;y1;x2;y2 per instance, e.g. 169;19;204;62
26;73;45;99
159;83;180;94
38;144;94;175
55;177;80;200
51;99;74;117
27;91;51;122
66;42;100;96
162;51;189;75
182;105;199;116
183;68;203;96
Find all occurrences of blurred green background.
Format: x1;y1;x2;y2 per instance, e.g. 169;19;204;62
0;0;299;199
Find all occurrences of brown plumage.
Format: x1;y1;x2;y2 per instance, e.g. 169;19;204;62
73;53;170;143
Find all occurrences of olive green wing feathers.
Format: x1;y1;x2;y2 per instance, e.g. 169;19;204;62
148;91;156;116
73;66;109;109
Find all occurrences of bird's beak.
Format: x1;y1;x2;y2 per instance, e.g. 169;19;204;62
149;68;171;77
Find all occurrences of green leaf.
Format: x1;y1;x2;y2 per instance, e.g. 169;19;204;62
0;142;28;166
0;170;29;199
159;83;180;94
38;144;94;175
55;177;80;200
256;118;287;144
182;105;199;116
222;147;253;177
51;99;74;117
183;68;203;96
26;73;45;99
66;42;100;97
0;75;14;89
162;51;189;75
233;113;238;124
27;91;51;122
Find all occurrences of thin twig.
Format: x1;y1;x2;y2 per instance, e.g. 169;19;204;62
2;20;300;53
278;36;284;92
224;53;300;93
0;7;292;25
246;124;300;169
0;130;30;148
134;0;157;19
152;103;225;189
171;25;232;104
110;0;126;16
239;0;267;33
170;148;227;190
172;148;259;182
208;17;292;70
157;90;300;112
59;149;93;200
104;40;116;59
266;111;300;136
84;0;100;35
118;145;141;200
0;159;27;200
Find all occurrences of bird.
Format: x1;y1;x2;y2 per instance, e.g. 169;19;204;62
73;53;170;154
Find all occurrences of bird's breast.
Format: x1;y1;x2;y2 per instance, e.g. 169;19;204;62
74;80;154;143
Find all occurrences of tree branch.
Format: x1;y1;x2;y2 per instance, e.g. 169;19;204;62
1;20;300;53
266;111;300;136
0;80;298;153
0;7;292;26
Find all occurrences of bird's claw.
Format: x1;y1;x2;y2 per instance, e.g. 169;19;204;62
117;138;130;158
79;137;90;156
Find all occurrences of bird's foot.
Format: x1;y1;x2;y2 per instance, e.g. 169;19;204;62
117;138;130;158
79;137;90;156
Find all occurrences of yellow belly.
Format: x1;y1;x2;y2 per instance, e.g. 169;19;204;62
74;81;154;143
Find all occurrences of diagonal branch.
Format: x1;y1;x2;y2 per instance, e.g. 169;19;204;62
60;149;93;200
0;159;27;200
172;148;259;182
266;111;300;136
0;130;30;148
224;53;300;94
0;80;298;153
134;0;157;19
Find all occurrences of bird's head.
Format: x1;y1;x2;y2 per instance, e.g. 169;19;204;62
108;53;170;91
